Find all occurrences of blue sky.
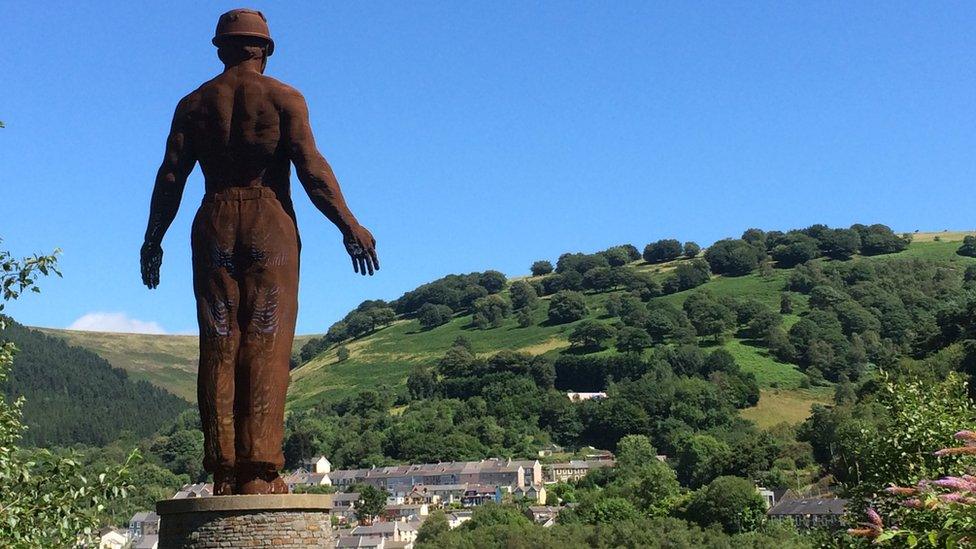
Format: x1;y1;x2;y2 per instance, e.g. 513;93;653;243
2;2;974;335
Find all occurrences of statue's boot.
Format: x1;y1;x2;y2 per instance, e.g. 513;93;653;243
237;464;289;495
213;468;236;496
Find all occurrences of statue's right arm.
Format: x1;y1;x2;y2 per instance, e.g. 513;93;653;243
144;96;197;246
142;97;196;289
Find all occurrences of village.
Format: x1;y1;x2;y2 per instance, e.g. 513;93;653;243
97;448;849;549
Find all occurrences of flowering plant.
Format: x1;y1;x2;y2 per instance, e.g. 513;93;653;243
850;430;976;547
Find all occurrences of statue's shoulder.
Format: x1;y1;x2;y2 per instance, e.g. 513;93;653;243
260;77;306;112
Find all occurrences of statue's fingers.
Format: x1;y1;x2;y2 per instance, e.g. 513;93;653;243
365;256;374;276
369;249;380;271
358;255;368;276
351;254;360;274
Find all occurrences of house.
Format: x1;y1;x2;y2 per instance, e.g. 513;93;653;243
384;503;429;522
128;511;160;539
283;468;332;491
767;498;848;530
172;482;212;499
512;484;547;504
301;455;332;474
133;534;158;549
461;484;499;507
334;492;360;510
526;506;560;527
446;510;472;529
510;460;543;486
537;443;564;458
566;391;607;402
337;535;385;549
545;460;614;483
350;521;418;544
97;527;128;549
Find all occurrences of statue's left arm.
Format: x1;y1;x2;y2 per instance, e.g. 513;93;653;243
141;97;197;289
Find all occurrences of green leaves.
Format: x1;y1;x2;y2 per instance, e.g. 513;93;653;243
0;242;134;547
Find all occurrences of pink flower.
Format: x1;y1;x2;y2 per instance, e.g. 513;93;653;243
847;527;879;539
937;493;976;505
934;446;976;457
884;485;917;496
866;508;883;528
902;498;923;509
954;430;976;442
933;477;975;491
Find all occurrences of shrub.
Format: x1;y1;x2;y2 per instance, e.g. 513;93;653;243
547;290;588;324
530;260;554;276
643;239;683;264
418;303;453;329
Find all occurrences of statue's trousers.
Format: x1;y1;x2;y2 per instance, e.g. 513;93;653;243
191;186;299;474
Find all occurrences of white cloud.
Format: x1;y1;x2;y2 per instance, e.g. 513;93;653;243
67;312;167;335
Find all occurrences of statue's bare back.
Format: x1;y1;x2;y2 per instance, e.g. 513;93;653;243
141;9;379;495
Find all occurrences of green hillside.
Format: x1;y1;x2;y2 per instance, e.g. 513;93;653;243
37;329;316;402
287;230;975;426
34;229;976;429
1;319;190;447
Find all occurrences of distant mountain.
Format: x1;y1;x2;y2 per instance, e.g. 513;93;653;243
29;230;976;430
38;329;318;403
1;319;190;447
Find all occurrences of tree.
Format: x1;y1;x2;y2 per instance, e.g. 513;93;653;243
779;292;793;314
683;291;735;341
643;239;683;264
569;321;616;349
741;228;766;247
530;260;554;276
417;509;450;542
353;484;388;524
582;267;616;293
473;294;511;329
601;246;632;267
958;235;976;258
683;476;767;534
516;308;534;328
771;232;819;267
418;302;453;329
509;280;538;310
0;244;135;546
663;259;711;293
819;228;861;260
615;327;652;355
407;365;437;400
857;224;909;256
337;346;351;361
325;321;348;343
673;433;731;488
547;290;588;324
345;311;375;337
556;253;610;275
478;270;507;294
704;239;764;276
368;307;397;328
683;241;701;258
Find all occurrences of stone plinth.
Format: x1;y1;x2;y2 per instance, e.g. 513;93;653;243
156;494;334;549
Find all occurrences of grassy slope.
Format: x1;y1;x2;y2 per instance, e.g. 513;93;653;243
36;231;976;425
37;329;315;402
289;231;976;424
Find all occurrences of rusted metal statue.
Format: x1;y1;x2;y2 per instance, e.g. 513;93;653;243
141;8;379;495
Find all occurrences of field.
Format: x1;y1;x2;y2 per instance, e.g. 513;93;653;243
39;329;315;402
38;231;976;426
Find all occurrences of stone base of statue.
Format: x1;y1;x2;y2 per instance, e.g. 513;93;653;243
156;494;334;548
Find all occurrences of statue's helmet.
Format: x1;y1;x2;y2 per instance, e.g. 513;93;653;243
213;9;274;56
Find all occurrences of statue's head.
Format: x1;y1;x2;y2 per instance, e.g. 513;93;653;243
213;9;274;69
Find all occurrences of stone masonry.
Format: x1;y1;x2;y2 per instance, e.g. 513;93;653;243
157;494;334;549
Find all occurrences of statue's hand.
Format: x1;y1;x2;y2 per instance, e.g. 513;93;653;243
141;240;163;289
343;224;379;276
